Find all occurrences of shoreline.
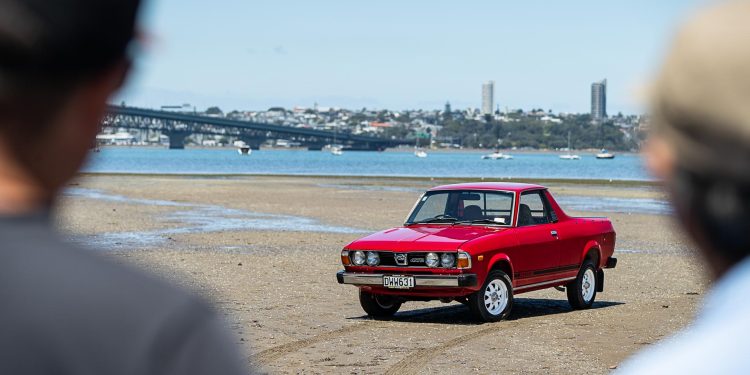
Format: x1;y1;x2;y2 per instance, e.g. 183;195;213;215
77;172;659;188
97;145;643;155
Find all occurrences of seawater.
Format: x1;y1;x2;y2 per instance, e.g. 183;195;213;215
84;147;650;181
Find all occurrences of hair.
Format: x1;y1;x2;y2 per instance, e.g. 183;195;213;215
0;0;142;138
655;100;750;267
671;165;750;266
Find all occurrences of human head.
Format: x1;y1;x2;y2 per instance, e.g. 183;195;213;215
646;0;750;277
0;0;141;207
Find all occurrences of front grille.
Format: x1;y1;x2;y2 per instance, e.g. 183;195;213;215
370;251;449;268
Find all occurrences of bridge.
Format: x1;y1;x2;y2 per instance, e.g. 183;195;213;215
103;105;408;150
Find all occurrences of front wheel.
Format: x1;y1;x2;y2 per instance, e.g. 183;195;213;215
359;290;401;318
468;270;514;322
567;260;597;309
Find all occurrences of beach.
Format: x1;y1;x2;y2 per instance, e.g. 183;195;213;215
56;175;706;374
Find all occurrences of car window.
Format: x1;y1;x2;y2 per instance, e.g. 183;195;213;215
485;193;513;224
518;191;551;226
411;193;449;222
406;190;514;225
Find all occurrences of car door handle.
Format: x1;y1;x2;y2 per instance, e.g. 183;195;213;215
550;230;558;237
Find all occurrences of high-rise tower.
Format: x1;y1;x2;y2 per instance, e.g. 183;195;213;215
482;81;495;116
591;79;607;122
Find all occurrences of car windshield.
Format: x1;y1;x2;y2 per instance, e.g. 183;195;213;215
406;190;515;226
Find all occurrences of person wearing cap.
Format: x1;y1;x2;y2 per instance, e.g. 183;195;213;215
619;1;750;373
0;0;247;374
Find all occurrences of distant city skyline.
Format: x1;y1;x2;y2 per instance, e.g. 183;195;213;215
118;0;711;114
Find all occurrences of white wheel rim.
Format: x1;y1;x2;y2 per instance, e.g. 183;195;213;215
483;279;509;315
582;268;596;303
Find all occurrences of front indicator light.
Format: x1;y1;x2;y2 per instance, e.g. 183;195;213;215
366;251;380;266
425;252;439;268
457;252;472;269
341;250;351;266
352;251;366;265
440;253;455;268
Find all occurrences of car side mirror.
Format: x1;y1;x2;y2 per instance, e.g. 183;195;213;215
550;210;559;223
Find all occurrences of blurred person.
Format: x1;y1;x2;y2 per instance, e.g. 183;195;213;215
619;1;750;373
0;0;247;374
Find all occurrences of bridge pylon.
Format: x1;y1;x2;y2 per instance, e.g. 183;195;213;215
166;130;191;149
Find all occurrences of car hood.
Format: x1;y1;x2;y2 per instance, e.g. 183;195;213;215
347;224;507;252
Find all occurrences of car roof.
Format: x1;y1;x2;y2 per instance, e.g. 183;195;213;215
428;182;546;193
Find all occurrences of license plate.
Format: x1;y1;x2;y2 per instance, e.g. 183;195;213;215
383;275;415;289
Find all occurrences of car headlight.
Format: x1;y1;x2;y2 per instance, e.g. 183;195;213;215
352;251;366;265
366;251;380;266
440;253;455;268
425;252;439;268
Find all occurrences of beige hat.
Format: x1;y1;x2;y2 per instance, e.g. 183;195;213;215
652;0;750;180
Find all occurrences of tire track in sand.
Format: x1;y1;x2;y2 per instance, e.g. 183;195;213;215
250;305;467;365
250;323;376;364
384;323;511;375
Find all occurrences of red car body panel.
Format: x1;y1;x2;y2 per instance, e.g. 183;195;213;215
341;182;616;298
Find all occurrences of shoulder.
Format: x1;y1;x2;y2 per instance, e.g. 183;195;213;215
618;309;750;374
0;225;214;338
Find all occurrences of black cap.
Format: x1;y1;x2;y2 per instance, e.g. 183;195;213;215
0;0;141;81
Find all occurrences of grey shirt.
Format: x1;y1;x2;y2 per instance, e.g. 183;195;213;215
0;215;248;374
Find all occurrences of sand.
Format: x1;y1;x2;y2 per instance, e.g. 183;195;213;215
55;175;707;374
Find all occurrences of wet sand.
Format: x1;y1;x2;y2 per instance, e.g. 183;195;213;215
56;175;706;374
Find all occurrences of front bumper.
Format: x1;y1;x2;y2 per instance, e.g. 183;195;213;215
336;270;478;287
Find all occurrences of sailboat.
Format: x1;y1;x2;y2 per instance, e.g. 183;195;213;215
596;149;615;159
559;132;580;160
482;151;513;160
330;125;343;156
414;137;427;158
236;141;252;155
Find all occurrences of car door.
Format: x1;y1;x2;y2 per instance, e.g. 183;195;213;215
510;190;563;286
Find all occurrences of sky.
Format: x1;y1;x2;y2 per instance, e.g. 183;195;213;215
118;0;712;114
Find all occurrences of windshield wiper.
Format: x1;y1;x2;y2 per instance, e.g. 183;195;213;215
454;218;506;226
408;214;457;225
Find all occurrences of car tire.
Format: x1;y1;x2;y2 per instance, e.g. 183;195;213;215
359;290;401;318
468;270;514;322
567;259;598;309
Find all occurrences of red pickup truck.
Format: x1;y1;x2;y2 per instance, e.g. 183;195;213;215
336;182;617;322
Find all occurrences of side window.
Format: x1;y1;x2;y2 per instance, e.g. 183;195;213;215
518;191;550;226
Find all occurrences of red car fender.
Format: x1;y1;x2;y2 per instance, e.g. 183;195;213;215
581;240;603;268
485;252;514;282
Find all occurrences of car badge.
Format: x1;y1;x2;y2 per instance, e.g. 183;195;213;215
395;253;408;266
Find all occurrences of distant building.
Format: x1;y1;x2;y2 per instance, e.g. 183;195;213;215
591;79;607;122
482;81;495;115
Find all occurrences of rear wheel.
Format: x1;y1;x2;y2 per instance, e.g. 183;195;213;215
468;270;513;322
359;290;401;318
567;260;597;309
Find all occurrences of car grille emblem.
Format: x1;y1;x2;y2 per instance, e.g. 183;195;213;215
395;253;407;266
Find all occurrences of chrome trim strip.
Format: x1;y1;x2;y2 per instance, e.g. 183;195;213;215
339;272;465;287
514;277;576;291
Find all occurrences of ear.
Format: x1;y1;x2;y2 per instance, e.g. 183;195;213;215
644;135;676;181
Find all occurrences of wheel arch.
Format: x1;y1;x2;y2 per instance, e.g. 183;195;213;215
487;253;514;281
581;240;602;268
